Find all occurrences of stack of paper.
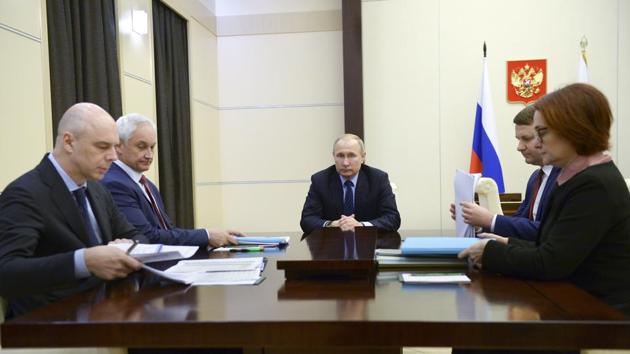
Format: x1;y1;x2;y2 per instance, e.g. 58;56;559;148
454;169;481;237
376;255;468;270
142;257;265;285
110;243;198;263
237;236;290;246
400;273;471;284
374;238;477;271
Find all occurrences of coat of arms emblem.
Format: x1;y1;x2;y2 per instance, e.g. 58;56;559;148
507;59;547;104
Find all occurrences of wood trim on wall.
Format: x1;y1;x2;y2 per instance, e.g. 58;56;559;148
342;0;363;139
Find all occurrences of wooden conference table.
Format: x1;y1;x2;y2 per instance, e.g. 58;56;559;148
2;228;630;351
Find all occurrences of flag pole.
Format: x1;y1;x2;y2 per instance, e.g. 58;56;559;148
580;36;588;65
578;36;589;83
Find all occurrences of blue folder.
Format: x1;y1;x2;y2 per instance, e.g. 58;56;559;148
400;237;479;256
237;236;290;245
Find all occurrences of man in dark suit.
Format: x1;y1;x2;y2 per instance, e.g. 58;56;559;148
102;113;241;247
458;105;560;241
0;103;143;317
300;134;401;234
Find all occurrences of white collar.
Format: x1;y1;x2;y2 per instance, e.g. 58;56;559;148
114;160;144;183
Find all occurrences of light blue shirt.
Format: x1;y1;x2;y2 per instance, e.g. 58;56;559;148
47;154;101;279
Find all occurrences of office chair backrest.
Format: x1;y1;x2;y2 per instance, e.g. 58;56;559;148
390;182;398;196
475;177;503;215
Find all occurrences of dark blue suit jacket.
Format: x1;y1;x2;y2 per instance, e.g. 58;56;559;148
491;166;560;240
101;163;208;246
300;164;401;234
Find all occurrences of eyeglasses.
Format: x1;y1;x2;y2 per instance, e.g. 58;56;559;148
535;127;549;143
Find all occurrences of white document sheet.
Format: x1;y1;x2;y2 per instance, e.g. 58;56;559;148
400;273;471;284
454;169;481;237
141;263;196;284
166;258;264;273
142;257;265;286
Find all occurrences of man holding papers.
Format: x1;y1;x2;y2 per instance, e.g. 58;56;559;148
0;103;144;317
300;134;400;233
102;113;242;247
455;105;560;240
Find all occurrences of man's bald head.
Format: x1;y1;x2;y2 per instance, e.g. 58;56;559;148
52;103;119;184
55;103;114;148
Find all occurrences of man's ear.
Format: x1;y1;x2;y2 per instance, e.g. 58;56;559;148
62;132;74;153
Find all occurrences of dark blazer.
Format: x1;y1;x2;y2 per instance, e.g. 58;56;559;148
300;164;401;234
101;163;208;246
483;161;630;314
491;166;560;240
0;155;144;317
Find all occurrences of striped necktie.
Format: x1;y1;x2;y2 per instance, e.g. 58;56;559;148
140;176;169;229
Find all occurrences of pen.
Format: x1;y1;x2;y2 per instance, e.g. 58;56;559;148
126;240;139;254
229;246;263;252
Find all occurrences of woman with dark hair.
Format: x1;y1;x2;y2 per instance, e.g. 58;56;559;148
460;83;630;317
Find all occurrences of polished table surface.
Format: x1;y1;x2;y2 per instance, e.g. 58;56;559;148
2;228;630;350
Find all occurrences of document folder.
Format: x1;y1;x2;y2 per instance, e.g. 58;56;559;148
400;237;479;256
237;236;289;246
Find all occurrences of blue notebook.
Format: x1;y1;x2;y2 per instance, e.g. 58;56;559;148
400;237;479;256
237;236;290;245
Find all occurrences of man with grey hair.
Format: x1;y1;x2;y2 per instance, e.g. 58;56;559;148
102;113;242;247
0;103;144;317
300;133;400;233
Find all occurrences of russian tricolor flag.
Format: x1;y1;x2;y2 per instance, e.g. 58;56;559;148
470;49;505;193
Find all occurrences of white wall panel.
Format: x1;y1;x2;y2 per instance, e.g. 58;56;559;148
215;0;340;16
0;0;41;39
363;0;441;231
217;31;343;107
189;19;219;105
0;29;46;190
617;0;630;178
122;75;155;119
194;184;224;231
217;107;343;182
192;103;221;183
188;14;222;229
117;0;154;83
216;183;310;232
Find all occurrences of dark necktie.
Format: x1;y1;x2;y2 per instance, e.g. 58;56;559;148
140;176;169;229
72;187;101;246
528;169;544;220
343;180;354;216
